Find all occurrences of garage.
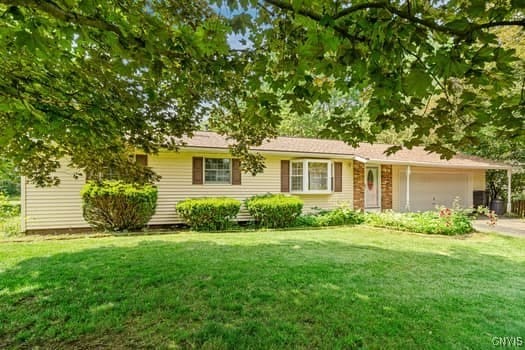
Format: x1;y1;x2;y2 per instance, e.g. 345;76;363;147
398;170;471;212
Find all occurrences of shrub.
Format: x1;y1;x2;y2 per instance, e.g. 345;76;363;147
245;194;303;228
365;209;473;235
317;207;365;226
81;181;157;231
176;197;241;231
0;216;21;236
293;214;320;227
0;192;19;220
294;206;365;227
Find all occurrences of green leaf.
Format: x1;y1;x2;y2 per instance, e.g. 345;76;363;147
14;30;33;49
5;6;25;21
404;69;432;98
231;13;252;34
446;19;471;32
466;0;486;17
511;0;525;8
319;15;334;27
292;0;304;11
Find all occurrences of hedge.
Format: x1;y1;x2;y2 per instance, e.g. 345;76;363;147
176;197;241;231
245;193;303;228
81;181;157;231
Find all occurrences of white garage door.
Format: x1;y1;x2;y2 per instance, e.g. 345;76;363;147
399;172;470;212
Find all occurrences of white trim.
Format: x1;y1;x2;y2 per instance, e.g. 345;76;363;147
290;159;333;194
20;176;26;233
364;165;381;209
354;155;369;163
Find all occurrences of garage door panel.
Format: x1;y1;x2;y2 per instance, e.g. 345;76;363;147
399;172;470;212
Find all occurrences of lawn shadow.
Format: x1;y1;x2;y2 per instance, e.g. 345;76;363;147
1;238;524;349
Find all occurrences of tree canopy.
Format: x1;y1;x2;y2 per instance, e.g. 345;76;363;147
1;0;236;184
0;158;19;196
0;0;524;185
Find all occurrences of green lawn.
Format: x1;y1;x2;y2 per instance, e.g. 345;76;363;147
1;227;524;349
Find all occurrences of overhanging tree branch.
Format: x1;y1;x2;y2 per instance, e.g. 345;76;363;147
332;1;390;19
0;0;146;48
264;0;525;39
262;0;322;21
262;0;367;42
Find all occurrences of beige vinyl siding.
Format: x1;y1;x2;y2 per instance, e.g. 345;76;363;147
25;166;89;230
149;151;354;224
472;171;486;191
24;151;354;230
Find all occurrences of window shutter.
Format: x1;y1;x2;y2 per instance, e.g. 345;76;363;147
136;154;148;166
232;159;241;185
281;160;290;192
192;157;203;185
334;162;343;192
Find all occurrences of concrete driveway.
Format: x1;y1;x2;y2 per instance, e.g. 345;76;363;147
472;217;525;237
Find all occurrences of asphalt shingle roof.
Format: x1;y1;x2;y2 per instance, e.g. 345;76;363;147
180;131;509;169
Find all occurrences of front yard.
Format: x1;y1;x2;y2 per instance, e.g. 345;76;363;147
1;227;524;349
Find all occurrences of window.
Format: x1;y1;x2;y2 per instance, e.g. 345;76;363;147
204;158;231;184
308;162;329;191
291;161;304;191
290;160;332;193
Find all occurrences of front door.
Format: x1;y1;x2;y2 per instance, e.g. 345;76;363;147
365;166;380;209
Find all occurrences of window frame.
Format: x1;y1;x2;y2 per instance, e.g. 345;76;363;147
290;161;304;192
290;159;333;194
203;157;232;185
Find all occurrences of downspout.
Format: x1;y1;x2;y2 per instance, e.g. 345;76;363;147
507;168;512;214
405;165;411;212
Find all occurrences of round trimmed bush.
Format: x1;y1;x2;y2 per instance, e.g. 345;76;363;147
245;193;303;228
176;197;241;231
81;181;157;231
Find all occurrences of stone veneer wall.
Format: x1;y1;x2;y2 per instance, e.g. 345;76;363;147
353;161;364;210
381;165;393;210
